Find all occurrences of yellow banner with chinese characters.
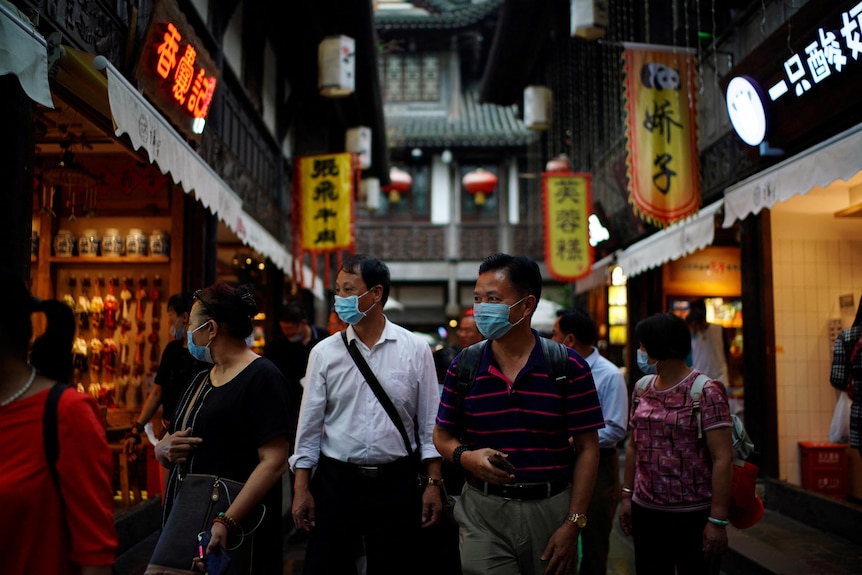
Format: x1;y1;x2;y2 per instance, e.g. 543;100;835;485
543;173;593;282
623;44;699;227
298;153;354;252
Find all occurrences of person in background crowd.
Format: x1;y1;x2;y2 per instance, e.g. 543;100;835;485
434;253;603;575
458;308;483;349
327;308;348;333
154;283;291;574
552;308;628;575
620;312;733;575
830;295;862;455
264;302;329;438
125;293;205;461
291;254;442;574
0;268;117;575
686;299;729;384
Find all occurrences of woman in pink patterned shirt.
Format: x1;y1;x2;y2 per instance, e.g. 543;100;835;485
619;312;733;575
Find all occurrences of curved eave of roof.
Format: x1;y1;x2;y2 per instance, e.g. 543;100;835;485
375;0;503;30
385;91;537;148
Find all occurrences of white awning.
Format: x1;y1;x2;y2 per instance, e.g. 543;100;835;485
90;56;321;297
616;200;723;278
574;253;614;294
723;122;862;228
0;0;53;108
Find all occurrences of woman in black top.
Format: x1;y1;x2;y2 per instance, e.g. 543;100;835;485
154;283;291;574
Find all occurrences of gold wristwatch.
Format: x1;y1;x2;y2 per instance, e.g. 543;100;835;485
566;513;588;528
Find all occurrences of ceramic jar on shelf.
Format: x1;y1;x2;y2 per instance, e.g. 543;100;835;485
53;229;75;257
125;228;148;257
78;229;101;257
102;228;124;256
149;230;169;256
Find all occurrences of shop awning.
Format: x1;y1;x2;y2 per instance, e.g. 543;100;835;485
616;200;723;278
723;122;862;228
574;254;615;295
0;0;53;108
90;56;321;297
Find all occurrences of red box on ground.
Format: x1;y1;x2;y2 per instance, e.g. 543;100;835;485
799;441;848;498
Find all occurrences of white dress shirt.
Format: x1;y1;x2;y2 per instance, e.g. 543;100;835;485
289;319;441;471
584;347;628;448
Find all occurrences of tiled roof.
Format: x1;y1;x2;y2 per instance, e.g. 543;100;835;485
375;0;503;30
385;91;537;148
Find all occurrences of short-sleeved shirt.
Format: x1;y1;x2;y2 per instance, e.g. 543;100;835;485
166;357;291;575
436;332;604;483
629;370;732;511
154;339;206;423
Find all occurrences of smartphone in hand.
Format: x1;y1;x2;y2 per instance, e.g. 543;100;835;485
490;452;516;475
197;531;232;575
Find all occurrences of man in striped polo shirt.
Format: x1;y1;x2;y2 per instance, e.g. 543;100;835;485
434;253;604;575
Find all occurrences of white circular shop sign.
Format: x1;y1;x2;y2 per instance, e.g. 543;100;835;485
726;76;767;147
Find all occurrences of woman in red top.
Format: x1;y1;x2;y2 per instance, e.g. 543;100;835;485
0;269;117;575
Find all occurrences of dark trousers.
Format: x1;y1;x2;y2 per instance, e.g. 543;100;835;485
302;455;421;575
631;503;721;575
579;448;619;575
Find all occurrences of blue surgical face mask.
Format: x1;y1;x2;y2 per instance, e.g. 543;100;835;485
473;296;527;340
637;348;657;374
187;320;213;363
334;288;376;325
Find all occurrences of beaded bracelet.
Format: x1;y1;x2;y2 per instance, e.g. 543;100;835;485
707;516;729;527
213;512;238;532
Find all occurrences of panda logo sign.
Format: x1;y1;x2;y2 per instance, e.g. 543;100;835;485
641;63;680;91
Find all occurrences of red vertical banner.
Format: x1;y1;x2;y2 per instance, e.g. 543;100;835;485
623;44;700;227
295;153;355;289
543;172;593;282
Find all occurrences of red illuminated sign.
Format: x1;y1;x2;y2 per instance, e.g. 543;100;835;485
135;0;219;140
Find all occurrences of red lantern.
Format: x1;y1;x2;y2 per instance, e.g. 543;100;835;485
545;154;571;173
384;166;412;203
462;168;498;206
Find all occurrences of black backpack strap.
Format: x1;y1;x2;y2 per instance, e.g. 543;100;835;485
540;338;570;388
44;382;69;492
454;341;487;393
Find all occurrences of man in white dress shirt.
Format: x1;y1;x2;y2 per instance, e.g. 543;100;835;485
290;254;442;574
686;299;730;385
552;308;628;575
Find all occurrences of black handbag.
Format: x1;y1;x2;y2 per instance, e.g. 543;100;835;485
144;473;266;575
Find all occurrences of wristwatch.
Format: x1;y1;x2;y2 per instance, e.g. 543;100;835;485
426;477;444;487
566;513;588;528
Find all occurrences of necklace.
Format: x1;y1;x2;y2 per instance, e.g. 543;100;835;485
0;366;37;407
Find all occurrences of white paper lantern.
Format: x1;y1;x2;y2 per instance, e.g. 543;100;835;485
318;35;355;97
570;0;609;40
345;126;372;169
524;85;552;131
361;177;381;211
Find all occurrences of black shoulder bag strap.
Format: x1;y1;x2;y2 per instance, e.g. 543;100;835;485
341;331;414;457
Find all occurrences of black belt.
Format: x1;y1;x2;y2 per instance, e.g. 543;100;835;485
600;447;618;456
467;476;569;501
320;453;414;479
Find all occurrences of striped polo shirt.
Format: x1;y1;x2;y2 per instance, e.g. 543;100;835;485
436;332;604;483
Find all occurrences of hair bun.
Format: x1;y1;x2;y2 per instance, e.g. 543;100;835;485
237;286;258;318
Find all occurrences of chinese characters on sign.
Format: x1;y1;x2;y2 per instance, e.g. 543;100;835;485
298;153;354;252
154;21;217;131
623;45;700;227
134;0;219;140
542;173;593;281
768;3;862;101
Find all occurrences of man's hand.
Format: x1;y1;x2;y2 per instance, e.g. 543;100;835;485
462;448;515;485
292;485;316;532
421;484;443;528
541;522;579;575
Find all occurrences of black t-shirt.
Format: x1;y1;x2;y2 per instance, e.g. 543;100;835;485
167;357;291;574
263;325;329;387
154;339;206;424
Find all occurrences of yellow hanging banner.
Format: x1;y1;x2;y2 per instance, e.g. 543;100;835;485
543;172;593;282
623;44;700;227
297;153;354;252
